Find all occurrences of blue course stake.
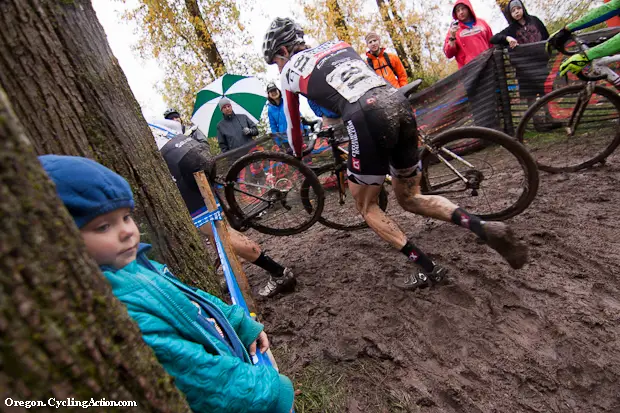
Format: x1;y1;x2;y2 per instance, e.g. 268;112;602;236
206;209;272;368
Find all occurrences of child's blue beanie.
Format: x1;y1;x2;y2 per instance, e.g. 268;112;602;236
39;155;135;228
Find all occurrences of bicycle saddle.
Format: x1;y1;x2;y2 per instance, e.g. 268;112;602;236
399;79;423;98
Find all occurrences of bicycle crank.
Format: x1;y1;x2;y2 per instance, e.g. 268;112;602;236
464;170;484;196
263;188;292;211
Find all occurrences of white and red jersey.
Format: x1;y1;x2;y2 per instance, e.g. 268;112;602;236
279;40;386;156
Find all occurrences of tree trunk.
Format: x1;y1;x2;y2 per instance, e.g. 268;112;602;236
0;87;190;412
496;0;511;23
185;0;227;77
387;0;420;68
327;0;351;43
375;0;414;78
0;0;218;293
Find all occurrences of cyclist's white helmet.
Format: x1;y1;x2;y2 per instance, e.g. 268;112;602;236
262;17;305;65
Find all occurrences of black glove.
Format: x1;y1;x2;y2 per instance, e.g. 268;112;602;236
546;27;572;55
242;127;252;136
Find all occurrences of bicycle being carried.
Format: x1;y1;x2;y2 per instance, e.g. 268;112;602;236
516;33;620;173
297;80;539;231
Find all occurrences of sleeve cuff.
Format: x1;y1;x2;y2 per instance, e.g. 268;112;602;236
272;374;295;413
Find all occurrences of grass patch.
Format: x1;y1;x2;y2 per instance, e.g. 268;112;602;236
289;362;347;413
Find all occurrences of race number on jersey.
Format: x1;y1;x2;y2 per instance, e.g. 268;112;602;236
326;60;385;103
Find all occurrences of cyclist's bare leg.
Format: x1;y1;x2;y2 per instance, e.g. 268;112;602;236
392;174;457;221
392;173;528;269
198;225;260;262
348;181;407;249
349;180;442;287
198;224;294;296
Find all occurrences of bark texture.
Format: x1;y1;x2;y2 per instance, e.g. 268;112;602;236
327;0;352;43
0;0;217;293
0;87;190;412
185;0;227;77
376;0;415;78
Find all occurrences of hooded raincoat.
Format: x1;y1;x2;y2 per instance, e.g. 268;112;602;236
443;0;493;68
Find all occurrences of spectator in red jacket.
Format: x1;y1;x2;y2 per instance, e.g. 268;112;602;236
365;32;409;88
444;0;493;68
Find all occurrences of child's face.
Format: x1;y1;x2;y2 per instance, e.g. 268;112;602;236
455;5;471;22
80;207;140;269
511;6;523;21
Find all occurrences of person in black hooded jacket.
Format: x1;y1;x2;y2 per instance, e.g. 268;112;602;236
491;0;549;48
491;0;560;131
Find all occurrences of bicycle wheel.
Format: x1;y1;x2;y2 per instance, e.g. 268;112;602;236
515;85;620;173
301;165;388;231
224;151;324;236
420;126;539;221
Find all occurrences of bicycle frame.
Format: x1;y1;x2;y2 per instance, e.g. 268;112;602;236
313;125;480;198
590;54;620;90
563;37;620;136
212;177;287;230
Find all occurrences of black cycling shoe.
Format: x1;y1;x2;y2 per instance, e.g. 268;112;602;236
394;270;430;291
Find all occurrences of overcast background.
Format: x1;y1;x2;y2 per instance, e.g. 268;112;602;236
92;0;508;120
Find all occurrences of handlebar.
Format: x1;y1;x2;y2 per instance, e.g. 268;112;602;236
558;34;608;82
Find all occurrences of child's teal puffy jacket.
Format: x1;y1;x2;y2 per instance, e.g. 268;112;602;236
101;244;294;412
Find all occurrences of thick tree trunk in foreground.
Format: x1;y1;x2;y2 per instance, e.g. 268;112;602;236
0;0;217;293
0;88;190;412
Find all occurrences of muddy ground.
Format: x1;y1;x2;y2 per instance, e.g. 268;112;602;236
240;150;620;413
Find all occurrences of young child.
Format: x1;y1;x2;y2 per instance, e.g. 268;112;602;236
39;155;295;413
490;0;549;49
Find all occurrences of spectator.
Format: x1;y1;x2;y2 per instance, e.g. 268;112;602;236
365;32;408;88
216;98;259;153
39;155;295;413
163;108;208;144
443;0;493;68
491;0;549;48
267;82;304;146
444;0;498;129
491;0;559;131
159;135;296;298
267;82;287;134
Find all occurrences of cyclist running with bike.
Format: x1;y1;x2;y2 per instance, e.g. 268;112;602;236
262;18;528;290
547;0;620;76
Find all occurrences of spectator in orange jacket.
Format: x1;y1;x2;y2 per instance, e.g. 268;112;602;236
443;0;493;68
365;32;408;88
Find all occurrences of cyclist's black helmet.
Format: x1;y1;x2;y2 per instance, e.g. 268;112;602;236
262;17;305;65
163;108;181;119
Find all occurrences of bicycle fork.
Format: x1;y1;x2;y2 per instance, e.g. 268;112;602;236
330;136;349;205
567;82;594;136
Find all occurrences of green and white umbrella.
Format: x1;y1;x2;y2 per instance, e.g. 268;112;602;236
191;74;267;138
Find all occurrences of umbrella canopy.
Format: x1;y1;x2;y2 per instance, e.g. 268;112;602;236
191;74;267;138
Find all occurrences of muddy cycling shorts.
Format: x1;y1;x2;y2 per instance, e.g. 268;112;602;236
343;87;421;186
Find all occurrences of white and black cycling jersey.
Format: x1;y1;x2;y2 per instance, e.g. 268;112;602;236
279;40;387;156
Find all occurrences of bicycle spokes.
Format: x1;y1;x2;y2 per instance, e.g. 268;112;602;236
423;137;528;218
